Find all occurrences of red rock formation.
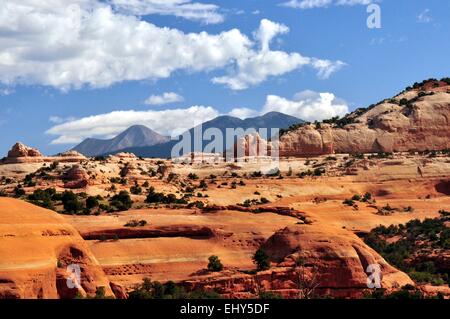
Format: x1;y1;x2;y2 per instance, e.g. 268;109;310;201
278;86;450;156
7;142;43;158
3;142;44;163
0;198;114;299
181;224;413;298
63;165;90;189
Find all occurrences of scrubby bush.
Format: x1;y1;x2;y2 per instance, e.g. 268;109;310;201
343;198;355;206
253;248;270;271
145;187;187;205
86;196;99;210
130;182;142;195
124;219;148;227
110;190;133;211
207;255;224;272
128;278;220;299
365;216;450;286
13;185;25;197
188;173;199;180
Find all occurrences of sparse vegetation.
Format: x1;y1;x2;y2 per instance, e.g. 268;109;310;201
110;190;133;211
128;278;221;299
124;219;148;227
365;216;450;286
253;248;270;271
207;255;224;272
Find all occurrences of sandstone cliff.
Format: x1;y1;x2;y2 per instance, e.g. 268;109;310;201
0;198;114;299
279;80;450;156
182;224;413;299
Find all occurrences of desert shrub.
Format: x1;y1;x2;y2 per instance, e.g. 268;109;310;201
94;287;107;299
124;219;147;227
343;198;355;206
253;248;270;271
403;206;414;213
365;217;450;285
145;187;187;204
399;98;408;106
13;185;25;197
312;168;325;176
64;198;83;214
240;199;252;207
199;180;207;189
128;278;220;299
251;171;263;178
27;188;58;210
362;192;372;202
187;201;204;209
130;183;142;195
207;255;224;272
110;190;133;211
188;173;199;180
86;196;99;209
351;153;365;159
439;210;450;217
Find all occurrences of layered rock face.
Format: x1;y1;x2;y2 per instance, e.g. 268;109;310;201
261;225;413;295
3;142;44;163
62;165;90;189
279;84;450;156
0;198;114;299
56;151;87;163
7;142;43;158
183;224;413;298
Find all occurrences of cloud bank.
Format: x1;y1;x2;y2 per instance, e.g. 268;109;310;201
47;90;349;144
144;92;184;105
109;0;224;24
0;2;344;91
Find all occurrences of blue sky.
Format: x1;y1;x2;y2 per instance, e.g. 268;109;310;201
0;0;449;156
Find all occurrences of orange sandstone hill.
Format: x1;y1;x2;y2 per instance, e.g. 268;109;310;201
278;79;450;156
0;198;114;299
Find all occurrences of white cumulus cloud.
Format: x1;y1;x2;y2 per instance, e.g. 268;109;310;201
228;107;259;119
46;105;219;144
212;19;345;90
0;2;344;91
109;0;224;24
262;90;349;122
144;92;184;105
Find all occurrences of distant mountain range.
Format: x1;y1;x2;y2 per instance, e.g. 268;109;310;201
72;112;303;158
72;125;170;156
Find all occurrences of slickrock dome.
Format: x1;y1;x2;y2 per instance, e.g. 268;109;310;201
261;224;414;295
0;198;114;299
63;165;90;189
7;142;43;158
